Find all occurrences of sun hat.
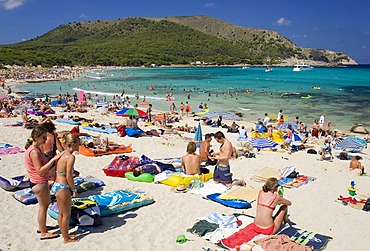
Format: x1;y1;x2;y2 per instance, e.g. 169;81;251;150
171;184;189;193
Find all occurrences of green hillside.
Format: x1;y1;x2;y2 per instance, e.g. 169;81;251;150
0;16;355;67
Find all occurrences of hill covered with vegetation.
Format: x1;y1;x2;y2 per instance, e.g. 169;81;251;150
0;15;356;67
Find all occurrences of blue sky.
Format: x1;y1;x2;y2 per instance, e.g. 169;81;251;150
0;0;369;63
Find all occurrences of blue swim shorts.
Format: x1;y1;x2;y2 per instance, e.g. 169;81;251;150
213;165;232;185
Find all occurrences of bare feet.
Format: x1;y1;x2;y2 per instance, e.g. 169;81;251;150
64;235;79;244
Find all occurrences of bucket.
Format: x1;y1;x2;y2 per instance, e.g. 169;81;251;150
348;189;356;196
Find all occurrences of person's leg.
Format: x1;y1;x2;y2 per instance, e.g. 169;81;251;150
231;179;246;187
33;183;58;239
272;205;288;234
56;189;78;243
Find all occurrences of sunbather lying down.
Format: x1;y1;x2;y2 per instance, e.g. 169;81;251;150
82;137;132;153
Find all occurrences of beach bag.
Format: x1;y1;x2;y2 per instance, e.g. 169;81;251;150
363;197;370;212
117;124;126;137
307;149;317;154
189;179;204;190
71;199;102;226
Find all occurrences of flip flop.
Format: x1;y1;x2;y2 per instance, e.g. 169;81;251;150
40;233;59;240
37;225;58;233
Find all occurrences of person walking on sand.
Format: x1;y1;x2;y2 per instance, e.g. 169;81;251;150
209;131;246;187
319;113;326;129
185;101;191;117
51;133;80;243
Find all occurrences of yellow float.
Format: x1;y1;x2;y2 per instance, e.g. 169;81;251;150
159;172;214;187
252;131;284;143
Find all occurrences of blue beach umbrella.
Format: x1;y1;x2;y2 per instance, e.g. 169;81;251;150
194;123;202;147
334;139;363;152
346;136;367;148
249;138;278;149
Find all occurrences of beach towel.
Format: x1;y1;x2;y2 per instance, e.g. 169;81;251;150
82;126;117;134
336;194;369;210
0;147;25;155
277;224;332;250
221;186;259;202
251;167;280;183
189;180;228;197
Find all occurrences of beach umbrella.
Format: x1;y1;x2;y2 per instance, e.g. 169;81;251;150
249;138;278;149
334;139;363;152
116;107;148;118
291;133;303;145
194;123;202;147
346;136;367;147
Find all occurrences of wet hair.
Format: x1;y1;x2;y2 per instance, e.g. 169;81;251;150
64;133;80;148
355;156;362;160
214;131;225;140
25;125;48;149
42;121;56;133
262;177;279;192
187;142;197;154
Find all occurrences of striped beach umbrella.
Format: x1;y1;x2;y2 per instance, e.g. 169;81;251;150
334;139;363;152
249;138;278;149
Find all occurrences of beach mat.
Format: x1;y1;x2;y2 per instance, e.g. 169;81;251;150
223;186;259;202
250;167;280;183
277;224;332;250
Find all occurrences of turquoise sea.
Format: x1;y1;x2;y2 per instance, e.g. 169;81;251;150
15;66;370;131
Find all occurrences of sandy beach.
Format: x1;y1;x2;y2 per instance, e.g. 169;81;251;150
0;104;370;251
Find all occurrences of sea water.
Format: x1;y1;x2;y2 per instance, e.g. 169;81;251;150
15;66;370;131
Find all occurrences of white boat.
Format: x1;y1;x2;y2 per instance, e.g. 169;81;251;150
293;63;314;71
265;48;273;72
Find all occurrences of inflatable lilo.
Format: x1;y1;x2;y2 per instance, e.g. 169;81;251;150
159;172;214;187
103;156;140;177
0;174;30;191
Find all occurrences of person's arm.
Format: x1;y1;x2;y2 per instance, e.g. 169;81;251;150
277;196;292;206
54;133;64;153
181;157;186;173
65;154;77;197
30;150;62;176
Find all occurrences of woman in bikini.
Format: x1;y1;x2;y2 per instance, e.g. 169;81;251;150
51;133;80;243
253;177;292;235
24;125;63;240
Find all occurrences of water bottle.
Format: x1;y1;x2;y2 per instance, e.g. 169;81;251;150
278;186;284;197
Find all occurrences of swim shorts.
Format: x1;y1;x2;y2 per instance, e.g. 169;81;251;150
213;164;232;185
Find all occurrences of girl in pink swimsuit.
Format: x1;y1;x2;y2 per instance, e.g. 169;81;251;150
25;125;63;240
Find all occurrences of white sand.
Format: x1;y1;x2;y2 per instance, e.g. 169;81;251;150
0;109;369;251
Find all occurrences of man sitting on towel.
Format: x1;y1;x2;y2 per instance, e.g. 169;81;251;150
182;142;209;175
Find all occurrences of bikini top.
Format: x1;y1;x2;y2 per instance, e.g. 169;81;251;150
257;190;277;210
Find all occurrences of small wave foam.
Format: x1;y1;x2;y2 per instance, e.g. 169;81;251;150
239;107;251;111
72;88;165;100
